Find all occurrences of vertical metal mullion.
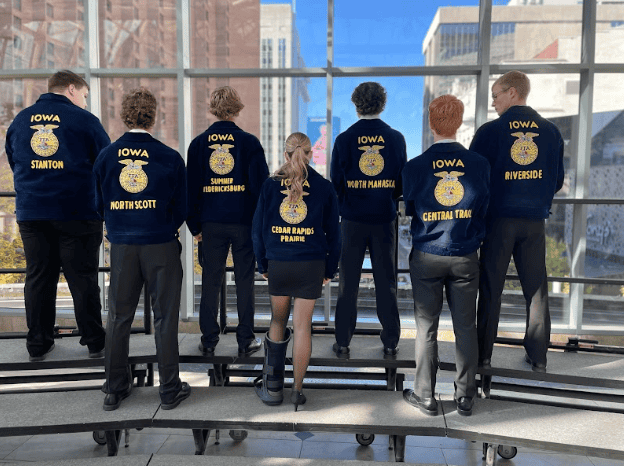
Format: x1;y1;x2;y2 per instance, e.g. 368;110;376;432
569;0;596;335
84;0;106;315
177;0;194;321
475;0;492;130
323;0;334;325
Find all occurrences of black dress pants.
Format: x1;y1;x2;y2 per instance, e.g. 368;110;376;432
105;240;183;400
18;220;105;357
477;217;550;366
334;219;400;348
409;249;479;400
199;222;256;350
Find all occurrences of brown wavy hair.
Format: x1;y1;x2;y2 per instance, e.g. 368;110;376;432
120;87;157;130
209;86;244;120
429;94;464;137
276;132;312;204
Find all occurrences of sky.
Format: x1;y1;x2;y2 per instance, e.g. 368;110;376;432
262;0;481;157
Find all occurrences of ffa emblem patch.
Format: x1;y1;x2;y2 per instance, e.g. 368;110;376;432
209;144;235;175
30;125;59;157
510;132;539;165
279;190;309;224
358;145;384;177
434;171;464;207
119;159;148;193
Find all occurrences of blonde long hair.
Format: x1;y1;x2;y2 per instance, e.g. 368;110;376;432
276;132;312;204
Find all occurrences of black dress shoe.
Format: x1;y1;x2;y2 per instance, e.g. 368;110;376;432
332;342;350;359
402;389;438;416
161;382;192;410
239;337;262;356
454;395;474;416
103;383;132;411
524;353;547;373
29;343;55;362
478;358;491;369
88;345;105;359
198;342;215;356
383;346;399;359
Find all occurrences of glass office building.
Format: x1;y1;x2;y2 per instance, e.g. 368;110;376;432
0;0;623;337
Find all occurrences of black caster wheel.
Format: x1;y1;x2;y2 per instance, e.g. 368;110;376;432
229;430;248;441
93;430;107;445
355;433;375;446
498;444;518;459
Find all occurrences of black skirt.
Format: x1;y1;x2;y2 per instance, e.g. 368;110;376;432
267;259;325;299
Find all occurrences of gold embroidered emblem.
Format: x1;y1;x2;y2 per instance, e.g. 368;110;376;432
209;144;235;175
30;125;59;157
279;190;309;225
434;171;464;207
119;159;148;193
510;132;539;165
358;145;384;177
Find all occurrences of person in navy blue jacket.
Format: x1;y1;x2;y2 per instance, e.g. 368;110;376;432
5;70;110;362
94;88;190;411
470;71;565;373
330;82;406;359
402;95;489;417
187;86;269;357
253;132;340;411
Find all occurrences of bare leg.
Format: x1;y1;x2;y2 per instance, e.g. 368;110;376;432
269;295;291;342
291;298;316;391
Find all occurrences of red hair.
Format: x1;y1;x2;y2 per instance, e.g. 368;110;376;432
428;94;464;138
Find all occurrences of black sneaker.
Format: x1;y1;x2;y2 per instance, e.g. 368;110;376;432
332;342;350;359
198;342;215;356
89;344;105;359
238;337;262;356
161;382;191;410
29;343;55;362
524;352;547;373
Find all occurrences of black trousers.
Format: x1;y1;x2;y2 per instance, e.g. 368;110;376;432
410;249;479;400
199;222;256;349
18;220;105;357
477;217;550;366
334;219;400;348
105;240;183;399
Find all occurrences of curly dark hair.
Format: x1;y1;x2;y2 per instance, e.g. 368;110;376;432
120;87;158;130
351;82;387;116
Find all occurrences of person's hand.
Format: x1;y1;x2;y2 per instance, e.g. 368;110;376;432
194;233;202;242
323;277;331;285
262;273;268;280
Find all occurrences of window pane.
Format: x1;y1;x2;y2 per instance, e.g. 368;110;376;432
336;0;479;67
1;0;85;70
596;3;624;64
190;0;323;69
490;2;581;64
99;0;176;68
99;78;178;150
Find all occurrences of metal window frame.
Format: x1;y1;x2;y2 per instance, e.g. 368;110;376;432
0;0;621;335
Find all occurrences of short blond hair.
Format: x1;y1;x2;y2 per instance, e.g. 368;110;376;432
209;86;244;120
494;70;530;100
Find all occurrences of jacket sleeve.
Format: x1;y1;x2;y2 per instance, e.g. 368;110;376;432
5;124;15;171
248;136;269;201
92;154;105;219
323;183;341;279
330;140;344;198
252;182;268;274
402;164;416;217
555;131;565;193
186;139;202;236
89;118;111;164
394;134;408;199
474;160;491;244
171;154;187;231
469;125;492;165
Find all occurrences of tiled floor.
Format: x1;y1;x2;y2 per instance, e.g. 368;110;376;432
1;370;624;466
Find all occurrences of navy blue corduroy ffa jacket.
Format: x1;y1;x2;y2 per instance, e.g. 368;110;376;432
252;167;340;279
186;121;269;235
403;142;490;256
6;93;111;221
94;132;186;245
469;105;564;220
330;118;407;224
